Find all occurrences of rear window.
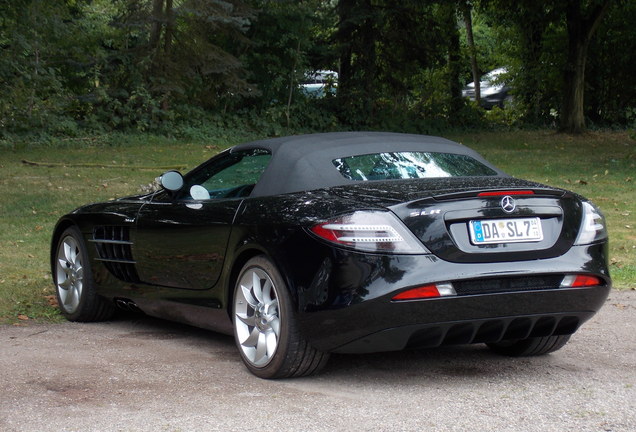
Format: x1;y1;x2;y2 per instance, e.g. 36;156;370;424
333;152;497;181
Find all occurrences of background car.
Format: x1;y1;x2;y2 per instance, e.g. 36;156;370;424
300;70;338;98
462;67;511;109
51;132;610;379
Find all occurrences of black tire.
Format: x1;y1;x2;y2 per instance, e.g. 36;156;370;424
232;255;329;379
53;226;115;322
486;335;571;357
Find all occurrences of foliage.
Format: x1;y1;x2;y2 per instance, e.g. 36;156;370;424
586;1;636;127
1;1;636;136
0;0;80;134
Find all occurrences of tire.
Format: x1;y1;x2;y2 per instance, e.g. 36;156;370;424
53;226;115;322
232;255;329;379
486;335;571;357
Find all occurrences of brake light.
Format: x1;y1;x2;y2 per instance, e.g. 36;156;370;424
478;190;535;197
561;274;603;288
392;283;456;301
310;211;429;254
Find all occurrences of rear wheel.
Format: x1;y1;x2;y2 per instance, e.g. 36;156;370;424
232;256;329;379
53;226;114;321
486;335;571;357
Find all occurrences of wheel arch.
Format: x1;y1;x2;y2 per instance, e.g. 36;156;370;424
224;246;299;320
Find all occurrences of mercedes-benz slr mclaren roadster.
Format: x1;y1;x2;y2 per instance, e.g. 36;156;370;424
51;132;611;378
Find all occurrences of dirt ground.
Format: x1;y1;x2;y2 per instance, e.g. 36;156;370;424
1;290;635;432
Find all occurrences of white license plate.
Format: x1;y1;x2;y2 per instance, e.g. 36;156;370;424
469;217;543;244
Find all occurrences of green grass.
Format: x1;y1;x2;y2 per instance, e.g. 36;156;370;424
1;130;634;323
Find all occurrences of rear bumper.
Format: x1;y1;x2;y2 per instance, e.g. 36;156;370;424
331;289;607;353
289;242;610;353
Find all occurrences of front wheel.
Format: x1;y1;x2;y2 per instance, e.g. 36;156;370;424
53;226;114;321
232;256;329;379
486;335;571;357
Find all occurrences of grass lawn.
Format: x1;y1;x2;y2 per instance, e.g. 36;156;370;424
1;130;634;323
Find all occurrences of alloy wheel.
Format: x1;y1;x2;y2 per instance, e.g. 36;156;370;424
234;267;281;367
55;235;84;314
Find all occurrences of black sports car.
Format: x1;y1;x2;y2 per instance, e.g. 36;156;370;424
51;132;611;378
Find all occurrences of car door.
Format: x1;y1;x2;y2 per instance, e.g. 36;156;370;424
133;148;271;290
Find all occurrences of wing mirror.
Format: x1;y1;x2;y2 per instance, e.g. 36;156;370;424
159;171;184;192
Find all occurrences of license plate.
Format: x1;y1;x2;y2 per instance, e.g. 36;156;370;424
469;217;543;244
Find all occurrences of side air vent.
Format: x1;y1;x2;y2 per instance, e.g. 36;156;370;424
453;275;564;296
91;226;140;283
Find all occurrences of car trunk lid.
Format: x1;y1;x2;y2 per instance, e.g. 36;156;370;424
329;177;582;263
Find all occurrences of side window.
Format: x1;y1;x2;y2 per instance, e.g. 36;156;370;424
182;149;271;200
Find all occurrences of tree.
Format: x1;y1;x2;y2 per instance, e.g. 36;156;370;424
441;1;463;117
461;1;480;105
242;1;324;108
113;0;255;116
481;0;563;123
336;0;378;124
560;0;611;133
586;0;636;126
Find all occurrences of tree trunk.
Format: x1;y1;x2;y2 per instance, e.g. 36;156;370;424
336;0;376;124
336;0;355;105
561;37;589;133
461;1;480;104
149;0;164;51
359;0;376;120
163;0;174;55
560;0;611;134
442;3;462;117
519;17;547;122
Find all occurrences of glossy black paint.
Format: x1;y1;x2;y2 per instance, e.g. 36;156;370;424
51;132;611;355
134;193;240;289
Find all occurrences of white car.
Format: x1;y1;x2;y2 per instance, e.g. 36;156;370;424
462;68;511;109
300;70;338;98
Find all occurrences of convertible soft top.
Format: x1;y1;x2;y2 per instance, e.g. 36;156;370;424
231;131;503;196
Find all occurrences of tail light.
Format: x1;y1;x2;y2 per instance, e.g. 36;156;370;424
310;211;429;254
574;202;608;245
392;283;456;301
561;274;603;288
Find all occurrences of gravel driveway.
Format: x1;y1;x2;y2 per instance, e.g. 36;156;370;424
1;290;635;432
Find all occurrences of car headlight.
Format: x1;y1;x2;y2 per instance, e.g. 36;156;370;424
574;202;608;245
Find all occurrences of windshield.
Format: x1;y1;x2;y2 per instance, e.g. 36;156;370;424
333;152;497;181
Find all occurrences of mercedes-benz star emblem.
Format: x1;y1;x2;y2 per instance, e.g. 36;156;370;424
501;195;516;213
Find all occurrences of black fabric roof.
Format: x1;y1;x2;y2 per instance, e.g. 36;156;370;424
231;132;503;196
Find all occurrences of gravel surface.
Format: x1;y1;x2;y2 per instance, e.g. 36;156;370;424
1;290;635;432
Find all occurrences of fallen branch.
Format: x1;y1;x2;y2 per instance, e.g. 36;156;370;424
21;159;187;171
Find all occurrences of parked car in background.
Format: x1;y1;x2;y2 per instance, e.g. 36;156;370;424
462;67;511;109
300;70;338;98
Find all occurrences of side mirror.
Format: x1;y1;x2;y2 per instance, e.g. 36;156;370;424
159;171;184;192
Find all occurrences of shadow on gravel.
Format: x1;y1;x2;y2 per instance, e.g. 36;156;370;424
98;313;568;384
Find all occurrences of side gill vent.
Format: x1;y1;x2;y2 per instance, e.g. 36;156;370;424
91;226;140;283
